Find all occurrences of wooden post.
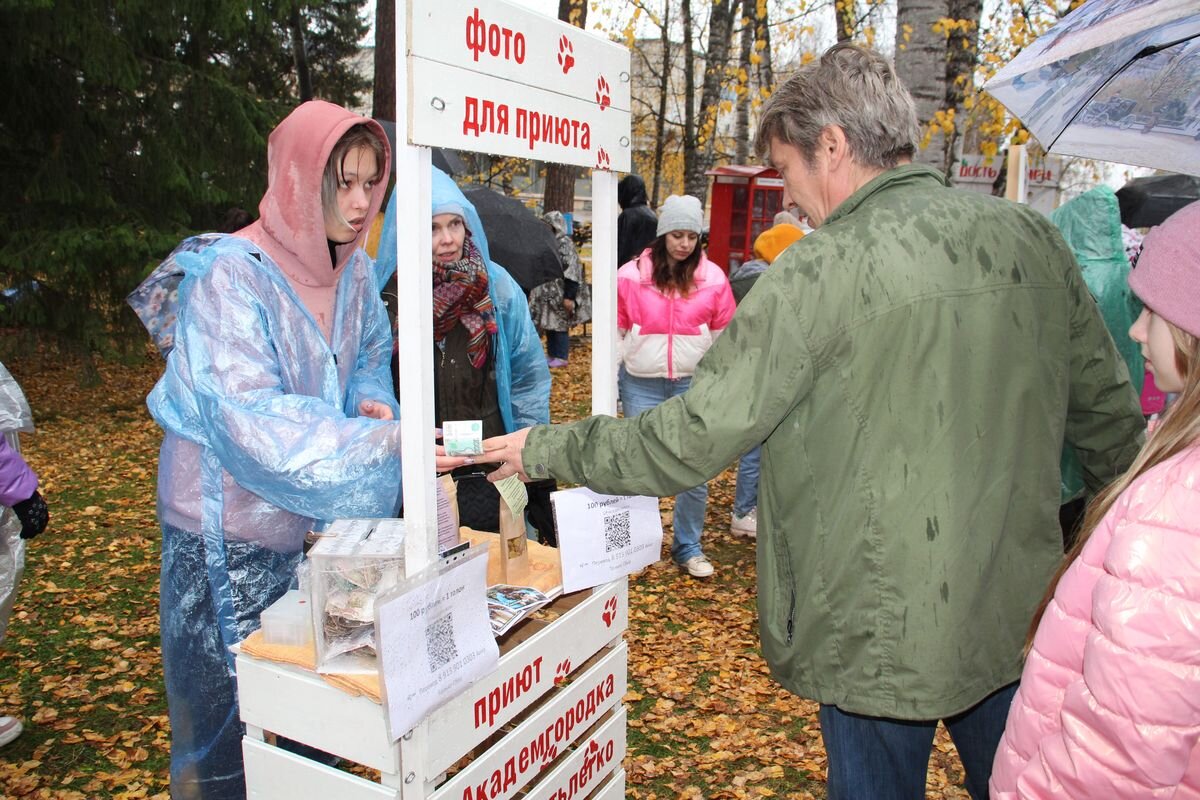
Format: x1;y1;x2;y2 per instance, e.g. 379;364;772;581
1005;144;1028;204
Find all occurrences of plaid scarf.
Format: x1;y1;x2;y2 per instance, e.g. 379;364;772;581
432;235;497;368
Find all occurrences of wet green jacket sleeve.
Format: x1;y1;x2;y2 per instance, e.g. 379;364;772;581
1061;257;1145;494
522;278;811;492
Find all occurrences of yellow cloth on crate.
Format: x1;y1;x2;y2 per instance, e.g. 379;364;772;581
238;529;564;703
240;632;383;702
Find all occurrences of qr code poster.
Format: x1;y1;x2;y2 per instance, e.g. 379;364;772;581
376;546;498;740
551;488;663;592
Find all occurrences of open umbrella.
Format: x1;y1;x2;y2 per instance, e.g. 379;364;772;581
461;186;564;295
985;0;1200;176
1116;172;1200;226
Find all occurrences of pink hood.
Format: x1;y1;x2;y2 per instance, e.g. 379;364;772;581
239;100;390;339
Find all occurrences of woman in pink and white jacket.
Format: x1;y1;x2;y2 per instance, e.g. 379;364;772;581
617;194;736;579
990;200;1200;798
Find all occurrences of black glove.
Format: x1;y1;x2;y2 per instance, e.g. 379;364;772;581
13;490;48;540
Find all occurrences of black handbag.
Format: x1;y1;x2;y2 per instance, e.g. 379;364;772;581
453;471;559;545
453;471;501;532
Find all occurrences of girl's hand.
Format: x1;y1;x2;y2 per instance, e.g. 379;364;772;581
359;399;394;421
435;443;473;474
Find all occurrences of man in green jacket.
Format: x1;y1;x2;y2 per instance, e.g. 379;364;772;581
471;43;1143;799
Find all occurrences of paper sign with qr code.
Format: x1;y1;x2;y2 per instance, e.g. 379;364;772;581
550;489;663;592
375;546;497;740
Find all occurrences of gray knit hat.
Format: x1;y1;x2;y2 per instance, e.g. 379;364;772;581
656;194;704;236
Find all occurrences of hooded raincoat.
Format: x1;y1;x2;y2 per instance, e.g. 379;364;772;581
375;169;550;432
528;211;592;333
1050;187;1144;503
617;175;659;267
518;165;1144;720
0;361;34;644
147;101;399;799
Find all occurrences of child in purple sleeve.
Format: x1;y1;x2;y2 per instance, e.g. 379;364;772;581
0;411;48;749
0;437;46;540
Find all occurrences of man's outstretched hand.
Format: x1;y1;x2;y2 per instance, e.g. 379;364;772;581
475;428;533;482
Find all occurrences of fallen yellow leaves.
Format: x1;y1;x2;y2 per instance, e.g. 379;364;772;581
0;340;973;799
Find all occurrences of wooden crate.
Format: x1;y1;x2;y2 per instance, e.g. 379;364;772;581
240;581;628;799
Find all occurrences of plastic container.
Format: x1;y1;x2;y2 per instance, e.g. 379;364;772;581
308;518;407;674
260;589;314;648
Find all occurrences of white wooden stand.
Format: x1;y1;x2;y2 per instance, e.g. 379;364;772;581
239;580;627;799
240;0;630;797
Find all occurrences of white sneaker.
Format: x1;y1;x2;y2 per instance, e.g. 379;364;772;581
680;555;714;578
731;508;758;539
0;716;23;747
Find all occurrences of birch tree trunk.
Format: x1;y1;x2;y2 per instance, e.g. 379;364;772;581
686;0;740;202
682;0;699;197
651;1;672;207
940;0;983;178
894;0;949;168
734;13;754;164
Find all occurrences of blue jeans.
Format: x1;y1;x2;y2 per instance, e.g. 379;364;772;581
818;682;1018;800
733;445;760;516
545;330;570;361
617;369;707;563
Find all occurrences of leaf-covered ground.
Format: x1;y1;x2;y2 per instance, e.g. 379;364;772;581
0;340;971;799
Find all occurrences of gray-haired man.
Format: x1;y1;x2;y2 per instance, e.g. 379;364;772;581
472;43;1142;798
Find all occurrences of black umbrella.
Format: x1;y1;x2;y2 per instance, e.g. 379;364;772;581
1116;173;1200;228
461;185;563;294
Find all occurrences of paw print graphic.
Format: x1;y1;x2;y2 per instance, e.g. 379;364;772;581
601;594;617;625
554;658;572;686
557;35;575;74
595;147;611;171
595;75;611;110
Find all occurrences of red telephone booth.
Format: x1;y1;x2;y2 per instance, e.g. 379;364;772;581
705;165;785;272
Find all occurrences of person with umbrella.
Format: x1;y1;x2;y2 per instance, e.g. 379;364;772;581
376;169;550;532
528;210;592;368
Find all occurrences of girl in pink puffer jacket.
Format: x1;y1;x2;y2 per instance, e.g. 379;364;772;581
990;201;1200;798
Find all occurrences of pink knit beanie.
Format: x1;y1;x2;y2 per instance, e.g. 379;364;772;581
1129;199;1200;339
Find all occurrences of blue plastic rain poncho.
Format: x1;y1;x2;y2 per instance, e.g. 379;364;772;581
0;361;34;644
147;101;399;800
376;168;551;431
1051;186;1144;502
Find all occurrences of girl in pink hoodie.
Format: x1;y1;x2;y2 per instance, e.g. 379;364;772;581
617;194;735;578
990;200;1200;798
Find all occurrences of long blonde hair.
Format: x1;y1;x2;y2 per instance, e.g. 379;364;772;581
1026;319;1200;650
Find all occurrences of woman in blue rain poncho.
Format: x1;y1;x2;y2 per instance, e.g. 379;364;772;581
148;101;416;800
376;168;551;438
376;169;550;532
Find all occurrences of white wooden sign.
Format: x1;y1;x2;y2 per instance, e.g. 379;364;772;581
552;489;663;592
435;643;627;800
376;547;499;740
410;2;631;110
407;0;631;171
519;708;627;800
422;581;628;776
